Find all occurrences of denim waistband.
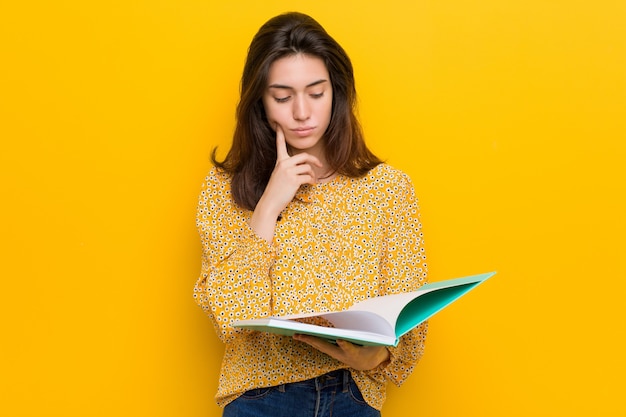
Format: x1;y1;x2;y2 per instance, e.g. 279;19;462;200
277;369;350;393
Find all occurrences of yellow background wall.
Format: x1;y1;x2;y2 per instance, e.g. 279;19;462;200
1;1;624;416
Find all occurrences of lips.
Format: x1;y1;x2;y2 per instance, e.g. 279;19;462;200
291;126;316;137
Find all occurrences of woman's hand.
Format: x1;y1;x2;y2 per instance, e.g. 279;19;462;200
293;334;390;371
249;125;322;242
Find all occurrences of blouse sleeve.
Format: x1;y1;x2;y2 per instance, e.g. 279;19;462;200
371;171;429;386
192;169;277;344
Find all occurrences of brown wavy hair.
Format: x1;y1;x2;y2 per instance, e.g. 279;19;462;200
212;12;382;211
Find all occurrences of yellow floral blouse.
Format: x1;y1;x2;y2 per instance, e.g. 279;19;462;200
193;163;428;410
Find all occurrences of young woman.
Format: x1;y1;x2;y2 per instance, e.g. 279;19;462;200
193;12;428;417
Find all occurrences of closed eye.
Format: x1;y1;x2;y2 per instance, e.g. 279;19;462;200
274;96;291;103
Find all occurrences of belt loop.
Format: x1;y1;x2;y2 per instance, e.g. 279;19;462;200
342;370;350;393
277;384;286;393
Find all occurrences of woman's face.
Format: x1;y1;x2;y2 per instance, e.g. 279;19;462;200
263;54;333;158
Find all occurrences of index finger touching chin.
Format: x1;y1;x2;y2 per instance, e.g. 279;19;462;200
275;124;289;160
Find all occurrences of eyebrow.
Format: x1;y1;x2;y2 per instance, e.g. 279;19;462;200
268;79;328;90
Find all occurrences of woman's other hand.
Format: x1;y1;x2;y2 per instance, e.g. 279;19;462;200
293;334;391;371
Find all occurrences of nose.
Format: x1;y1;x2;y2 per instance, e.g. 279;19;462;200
293;95;311;121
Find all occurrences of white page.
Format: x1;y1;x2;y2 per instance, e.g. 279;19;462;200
277;287;435;336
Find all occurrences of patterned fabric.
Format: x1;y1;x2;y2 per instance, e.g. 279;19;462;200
193;163;428;410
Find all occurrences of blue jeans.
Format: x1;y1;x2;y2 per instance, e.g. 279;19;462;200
222;370;381;417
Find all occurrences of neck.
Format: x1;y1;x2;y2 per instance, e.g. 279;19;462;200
316;168;337;183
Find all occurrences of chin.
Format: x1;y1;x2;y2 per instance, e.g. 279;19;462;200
287;138;323;151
